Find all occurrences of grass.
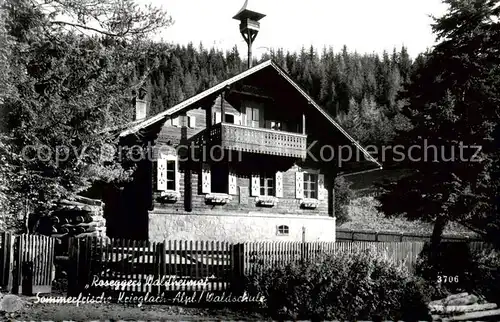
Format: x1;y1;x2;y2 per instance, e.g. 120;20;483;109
339;196;477;237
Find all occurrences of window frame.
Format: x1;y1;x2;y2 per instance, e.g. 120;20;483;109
259;173;275;197
162;154;179;193
303;172;318;199
277;225;289;236
266;120;282;131
224;113;236;124
187;115;196;128
210;163;229;194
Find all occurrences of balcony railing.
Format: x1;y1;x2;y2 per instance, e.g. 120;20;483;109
208;123;308;158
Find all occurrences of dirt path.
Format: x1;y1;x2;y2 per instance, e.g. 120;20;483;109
15;302;268;321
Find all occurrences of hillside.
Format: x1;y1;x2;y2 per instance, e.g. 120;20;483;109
339;196;477;237
338;169;477;237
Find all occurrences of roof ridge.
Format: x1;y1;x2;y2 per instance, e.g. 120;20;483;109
118;59;382;170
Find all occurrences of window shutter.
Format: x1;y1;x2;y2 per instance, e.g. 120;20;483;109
318;174;325;200
228;171;237;195
169;155;180;192
188;116;196;128
157;158;167;191
295;172;304;199
275;172;283;198
250;174;260;197
214;112;222;124
171;117;179;127
234;115;242;125
201;164;211;194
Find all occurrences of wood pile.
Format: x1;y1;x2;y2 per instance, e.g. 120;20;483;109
430;292;500;321
36;196;106;238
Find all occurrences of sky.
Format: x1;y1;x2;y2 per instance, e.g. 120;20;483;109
148;0;449;59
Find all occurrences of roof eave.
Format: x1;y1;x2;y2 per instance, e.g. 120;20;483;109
118;59;382;170
119;60;274;138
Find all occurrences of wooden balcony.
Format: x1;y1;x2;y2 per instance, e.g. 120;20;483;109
208;123;308;158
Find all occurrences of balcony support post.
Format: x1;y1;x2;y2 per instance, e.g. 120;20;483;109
205;101;213;129
221;91;226;124
302;113;306;135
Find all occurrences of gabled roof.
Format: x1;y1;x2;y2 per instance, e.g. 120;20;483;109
119;60;382;169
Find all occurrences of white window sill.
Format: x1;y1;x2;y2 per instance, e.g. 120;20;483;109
255;196;278;207
205;193;232;205
158;191;180;203
300;198;319;209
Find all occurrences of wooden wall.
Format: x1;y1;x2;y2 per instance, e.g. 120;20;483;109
148;94;334;217
151;164;330;216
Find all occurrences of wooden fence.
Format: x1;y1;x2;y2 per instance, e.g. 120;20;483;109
242;241;426;275
0;232;490;297
68;238;235;295
0;232;55;294
336;229;481;242
68;238;430;295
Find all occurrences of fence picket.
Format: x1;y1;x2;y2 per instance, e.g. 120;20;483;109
5;235;480;297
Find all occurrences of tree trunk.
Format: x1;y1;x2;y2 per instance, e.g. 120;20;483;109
430;216;447;277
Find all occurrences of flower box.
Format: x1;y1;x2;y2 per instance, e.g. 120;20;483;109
300;198;319;209
256;196;278;207
158;191;180;203
205;193;232;205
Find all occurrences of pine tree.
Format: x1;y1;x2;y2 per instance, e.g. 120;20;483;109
377;0;500;260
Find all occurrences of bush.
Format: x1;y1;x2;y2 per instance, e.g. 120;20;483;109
245;248;431;321
469;247;500;304
335;176;354;224
415;242;476;297
415;242;500;304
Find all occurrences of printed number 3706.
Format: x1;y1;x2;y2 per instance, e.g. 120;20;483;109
438;275;459;283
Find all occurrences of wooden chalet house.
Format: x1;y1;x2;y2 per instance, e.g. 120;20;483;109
103;2;381;242
107;60;381;242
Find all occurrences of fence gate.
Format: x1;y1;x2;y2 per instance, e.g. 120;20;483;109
0;233;14;290
13;234;55;294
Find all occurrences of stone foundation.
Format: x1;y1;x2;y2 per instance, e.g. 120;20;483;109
149;211;336;242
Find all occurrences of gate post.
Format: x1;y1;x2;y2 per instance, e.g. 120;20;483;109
231;243;245;294
157;241;166;295
21;261;33;296
3;233;14;292
67;237;81;296
11;235;21;294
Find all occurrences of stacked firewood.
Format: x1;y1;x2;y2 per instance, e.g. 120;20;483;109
36;196;106;238
429;293;500;321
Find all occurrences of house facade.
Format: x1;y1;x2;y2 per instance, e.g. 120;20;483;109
106;60;381;242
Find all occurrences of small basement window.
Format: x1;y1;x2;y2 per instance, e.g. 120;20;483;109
224;114;235;124
277;225;289;236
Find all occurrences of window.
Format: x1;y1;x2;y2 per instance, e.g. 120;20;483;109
303;173;318;199
224;114;235;124
166;160;176;191
260;173;275;196
211;163;229;194
244;101;264;128
171;117;179;127
188;116;196;128
157;155;178;192
251;108;259;122
266;120;282;131
277;225;289;236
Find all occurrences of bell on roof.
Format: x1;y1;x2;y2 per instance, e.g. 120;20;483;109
233;0;266;69
233;0;266;21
